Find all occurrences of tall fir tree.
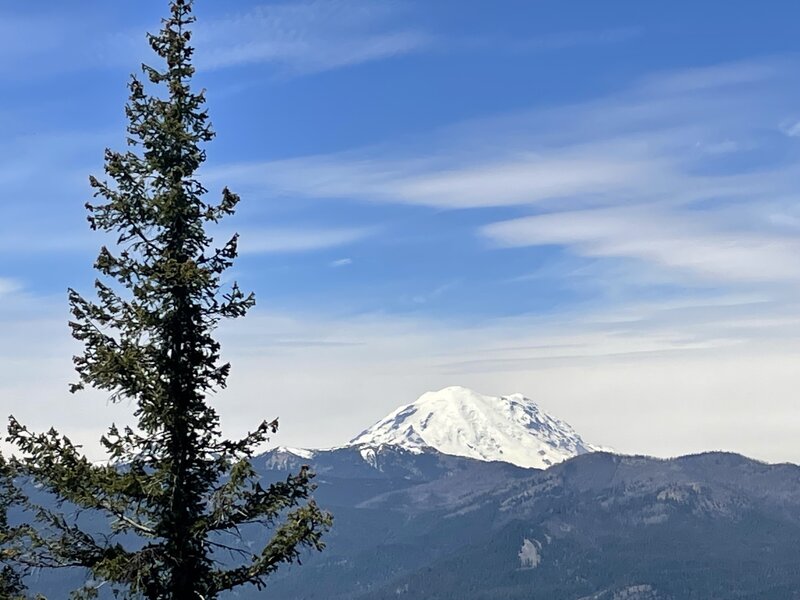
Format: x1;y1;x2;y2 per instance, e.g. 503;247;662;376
7;1;331;598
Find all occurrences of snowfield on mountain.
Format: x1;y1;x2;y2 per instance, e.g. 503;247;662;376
348;386;602;469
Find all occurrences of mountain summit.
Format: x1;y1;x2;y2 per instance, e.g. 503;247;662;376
349;386;599;469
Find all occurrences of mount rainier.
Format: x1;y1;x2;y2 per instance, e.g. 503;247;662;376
289;385;601;469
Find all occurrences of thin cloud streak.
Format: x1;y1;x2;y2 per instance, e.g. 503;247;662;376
236;226;374;254
482;207;800;284
194;1;431;74
203;147;665;209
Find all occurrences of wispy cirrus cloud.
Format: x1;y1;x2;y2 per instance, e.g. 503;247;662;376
482;206;800;284
194;1;431;74
203;149;658;209
236;226;374;254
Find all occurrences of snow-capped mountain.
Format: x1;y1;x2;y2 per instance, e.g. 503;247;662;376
348;386;600;469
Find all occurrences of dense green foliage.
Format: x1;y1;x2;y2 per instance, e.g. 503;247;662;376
0;455;26;599
6;1;330;598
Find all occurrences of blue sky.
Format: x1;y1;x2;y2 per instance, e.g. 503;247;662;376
2;1;800;462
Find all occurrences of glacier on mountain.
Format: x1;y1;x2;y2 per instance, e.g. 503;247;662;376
348;386;600;469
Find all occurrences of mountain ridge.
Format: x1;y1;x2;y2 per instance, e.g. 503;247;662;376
256;447;800;600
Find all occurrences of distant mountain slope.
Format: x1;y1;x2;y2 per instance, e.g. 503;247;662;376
260;448;800;600
349;386;600;468
23;446;800;599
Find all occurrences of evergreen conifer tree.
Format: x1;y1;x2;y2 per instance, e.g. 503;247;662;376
7;1;331;598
